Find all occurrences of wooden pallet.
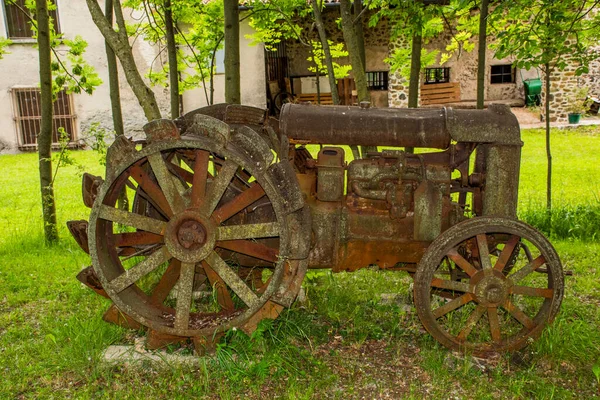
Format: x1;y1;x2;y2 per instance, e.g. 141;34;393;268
420;82;461;105
296;92;334;105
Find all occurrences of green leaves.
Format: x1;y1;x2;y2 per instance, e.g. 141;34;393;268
0;37;11;59
490;0;600;74
307;40;352;80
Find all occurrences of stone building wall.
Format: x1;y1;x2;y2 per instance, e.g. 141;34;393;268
387;37;410;108
540;62;581;123
576;45;600;97
387;31;538;109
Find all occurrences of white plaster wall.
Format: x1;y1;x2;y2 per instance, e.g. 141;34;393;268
182;17;266;113
0;0;170;153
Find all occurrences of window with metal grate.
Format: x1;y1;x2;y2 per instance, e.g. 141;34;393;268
424;67;450;85
366;71;388;90
11;88;76;148
4;0;60;39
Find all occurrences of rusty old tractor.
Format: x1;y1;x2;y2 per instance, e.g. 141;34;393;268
68;102;564;355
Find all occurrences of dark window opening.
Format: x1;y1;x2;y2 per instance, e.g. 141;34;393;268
491;64;515;84
425;67;450;84
4;0;60;39
366;71;388;90
12;88;76;148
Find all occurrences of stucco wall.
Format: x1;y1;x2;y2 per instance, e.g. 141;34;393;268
0;1;176;153
182;16;266;113
0;3;264;153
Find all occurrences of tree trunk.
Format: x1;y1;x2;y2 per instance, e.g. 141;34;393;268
408;27;422;108
104;0;124;136
224;0;241;104
164;0;180;118
36;0;58;244
311;0;339;105
545;63;552;212
476;0;489;110
353;0;366;70
86;0;161;121
339;0;369;103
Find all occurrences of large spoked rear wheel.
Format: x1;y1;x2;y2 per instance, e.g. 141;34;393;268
88;120;306;339
414;217;564;355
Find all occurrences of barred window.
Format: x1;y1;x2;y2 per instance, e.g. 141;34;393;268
424;67;450;84
4;0;60;39
12;87;76;148
366;71;388;90
490;64;515;84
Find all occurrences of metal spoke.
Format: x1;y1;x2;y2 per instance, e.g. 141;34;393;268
432;293;474;319
217;240;279;263
213;183;266;224
488;307;502;343
199;160;238;216
202;261;235;311
511;285;554;298
494;235;520;271
457;305;486;340
191;150;210;209
98;205;166;235
150;259;181;306
174;262;196;330
503;299;535;329
109;247;171;293
205;251;260;308
509;255;546;283
476;234;493;270
114;231;163;247
430;277;472;293
129;165;173;217
217;222;281;241
148;152;186;214
447;249;478;277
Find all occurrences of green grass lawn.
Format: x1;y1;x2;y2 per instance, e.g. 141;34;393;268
0;126;599;398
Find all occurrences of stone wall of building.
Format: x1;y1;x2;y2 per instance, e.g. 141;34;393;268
540;63;581;123
387;37;409;108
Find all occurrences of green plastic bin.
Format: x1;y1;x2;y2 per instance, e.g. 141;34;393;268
523;78;542;107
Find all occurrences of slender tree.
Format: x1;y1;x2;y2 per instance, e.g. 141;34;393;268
164;0;180;117
476;0;489;109
339;0;369;102
311;0;340;104
86;0;162;120
224;0;241;104
407;23;422;109
36;0;58;243
104;0;124;136
354;0;366;70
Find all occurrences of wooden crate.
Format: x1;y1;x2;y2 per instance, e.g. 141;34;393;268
420;82;461;105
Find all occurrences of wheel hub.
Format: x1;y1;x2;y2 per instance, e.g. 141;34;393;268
471;269;511;307
164;211;216;263
177;220;207;250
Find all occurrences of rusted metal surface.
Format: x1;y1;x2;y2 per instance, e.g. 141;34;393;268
70;102;562;356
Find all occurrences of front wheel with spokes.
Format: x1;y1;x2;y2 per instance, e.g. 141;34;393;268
88;119;307;339
414;217;564;354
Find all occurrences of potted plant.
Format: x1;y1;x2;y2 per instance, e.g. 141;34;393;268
566;87;589;124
